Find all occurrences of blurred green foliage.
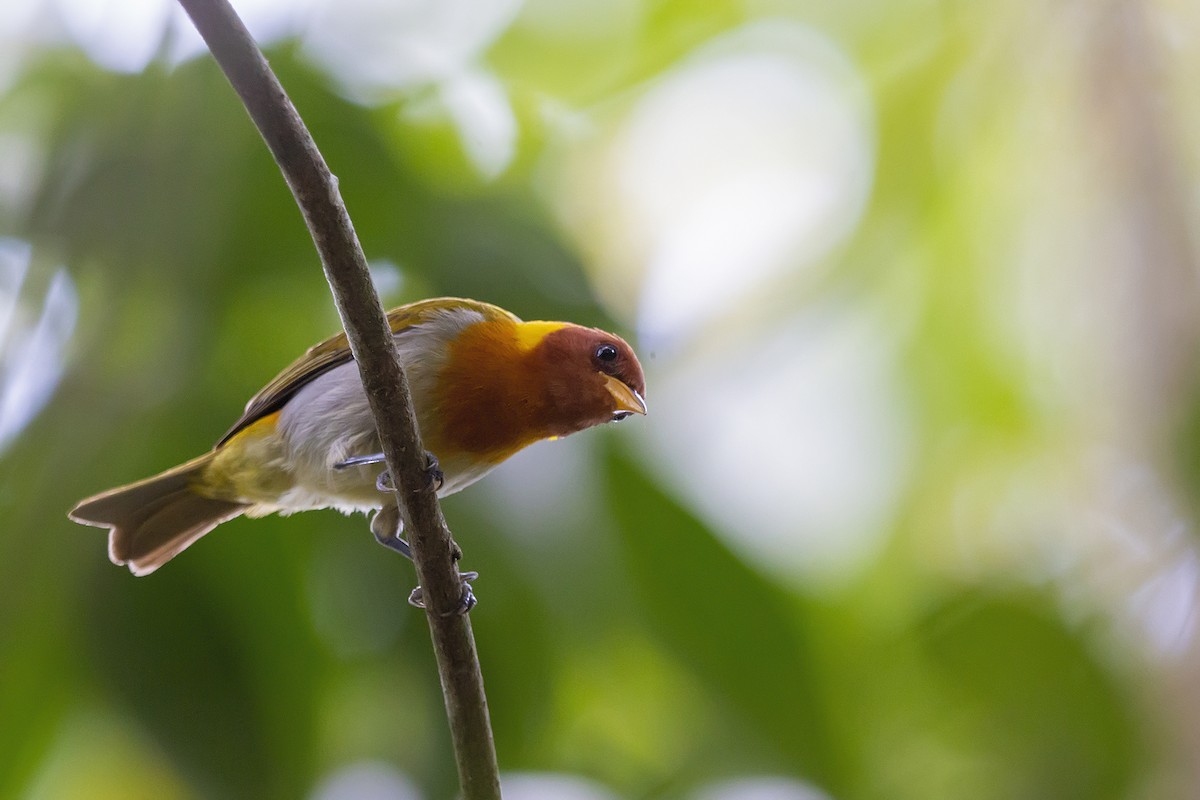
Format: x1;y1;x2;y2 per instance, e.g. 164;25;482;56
1;2;1198;799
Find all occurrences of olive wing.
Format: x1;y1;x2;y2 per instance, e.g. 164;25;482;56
215;297;518;447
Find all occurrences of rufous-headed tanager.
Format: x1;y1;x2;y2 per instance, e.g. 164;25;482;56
69;297;647;577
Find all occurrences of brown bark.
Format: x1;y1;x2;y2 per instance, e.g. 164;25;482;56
174;1;502;796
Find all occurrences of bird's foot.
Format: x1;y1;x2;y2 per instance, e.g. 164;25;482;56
331;452;395;492
423;451;444;493
369;507;476;613
408;571;479;616
339;450;441;494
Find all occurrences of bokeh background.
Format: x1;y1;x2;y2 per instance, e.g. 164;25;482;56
2;0;1200;798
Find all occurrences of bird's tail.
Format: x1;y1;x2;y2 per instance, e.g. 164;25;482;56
69;453;249;576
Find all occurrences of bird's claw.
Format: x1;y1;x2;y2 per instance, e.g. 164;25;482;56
369;508;476;612
423;451;444;493
408;571;479;616
365;451;440;494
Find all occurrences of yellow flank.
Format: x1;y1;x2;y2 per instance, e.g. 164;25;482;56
229;409;281;440
197;411;291;502
513;321;567;352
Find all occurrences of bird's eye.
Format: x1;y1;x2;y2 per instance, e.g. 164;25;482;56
595;343;619;363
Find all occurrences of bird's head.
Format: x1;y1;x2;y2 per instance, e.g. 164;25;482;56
526;323;647;436
431;311;647;461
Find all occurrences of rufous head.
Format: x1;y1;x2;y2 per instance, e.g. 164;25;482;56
530;324;647;437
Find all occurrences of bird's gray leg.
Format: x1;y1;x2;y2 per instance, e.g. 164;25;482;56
369;485;476;617
335;452;388;470
369;503;412;559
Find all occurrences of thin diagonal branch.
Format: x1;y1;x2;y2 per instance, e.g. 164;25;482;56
174;1;501;797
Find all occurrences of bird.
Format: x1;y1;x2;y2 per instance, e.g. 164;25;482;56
69;297;647;581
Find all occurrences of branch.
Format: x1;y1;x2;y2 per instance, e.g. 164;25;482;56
174;2;502;796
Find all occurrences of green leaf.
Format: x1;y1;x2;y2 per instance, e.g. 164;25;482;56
604;444;846;791
918;591;1144;800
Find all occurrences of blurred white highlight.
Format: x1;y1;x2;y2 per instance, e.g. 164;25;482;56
501;772;620;800
543;19;889;583
0;241;77;454
54;0;173;73
634;26;872;345
304;0;521;176
435;68;518;179
304;0;522;90
1130;549;1200;657
693;776;833;800
37;0;521;177
368;259;405;300
551;20;873;345
310;762;421;800
51;0;314;71
642;304;910;584
1080;450;1200;658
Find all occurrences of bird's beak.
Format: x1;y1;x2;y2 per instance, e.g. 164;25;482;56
602;374;647;418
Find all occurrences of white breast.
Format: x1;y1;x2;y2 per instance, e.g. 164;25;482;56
271;306;488;513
